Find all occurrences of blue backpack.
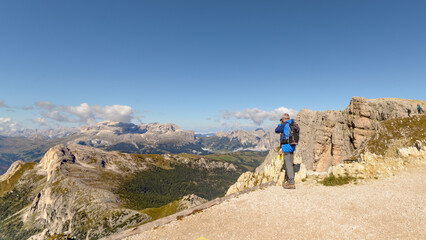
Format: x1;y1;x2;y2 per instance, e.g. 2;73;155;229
280;120;300;146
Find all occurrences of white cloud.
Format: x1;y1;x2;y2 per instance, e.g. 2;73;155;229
96;104;133;123
222;107;298;125
35;101;135;125
0;117;21;132
60;103;95;124
0;100;9;108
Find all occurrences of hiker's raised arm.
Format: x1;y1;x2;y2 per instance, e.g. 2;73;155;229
275;124;284;133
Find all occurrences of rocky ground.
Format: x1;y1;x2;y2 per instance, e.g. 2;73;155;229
122;163;426;240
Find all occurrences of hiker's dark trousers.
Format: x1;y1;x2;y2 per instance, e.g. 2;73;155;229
283;152;295;184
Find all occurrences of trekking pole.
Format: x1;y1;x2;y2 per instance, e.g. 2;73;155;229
279;133;283;160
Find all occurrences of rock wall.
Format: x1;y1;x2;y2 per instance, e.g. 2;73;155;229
226;149;307;195
296;97;423;172
294;109;353;171
328;140;426;180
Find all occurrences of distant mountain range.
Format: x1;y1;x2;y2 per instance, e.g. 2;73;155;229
0;127;78;139
0;121;278;174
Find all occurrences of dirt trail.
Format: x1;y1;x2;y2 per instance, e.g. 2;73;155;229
124;165;426;240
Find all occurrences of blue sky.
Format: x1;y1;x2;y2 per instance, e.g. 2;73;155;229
1;0;425;132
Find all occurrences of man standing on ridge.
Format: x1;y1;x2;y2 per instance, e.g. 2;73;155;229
275;113;296;189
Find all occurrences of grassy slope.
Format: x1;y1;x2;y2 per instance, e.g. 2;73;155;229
140;199;182;221
0;162;37;197
358;115;426;157
117;164;240;210
118;151;267;218
180;150;268;172
0;188;41;240
0;168;45;240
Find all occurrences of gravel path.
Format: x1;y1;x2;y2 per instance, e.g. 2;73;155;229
126;165;426;240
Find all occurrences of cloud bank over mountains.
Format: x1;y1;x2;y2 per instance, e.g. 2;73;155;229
222;107;298;125
0;117;21;132
1;99;298;133
0;100;137;135
35;101;135;125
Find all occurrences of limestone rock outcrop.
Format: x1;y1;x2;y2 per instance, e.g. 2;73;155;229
295;109;352;171
295;97;425;172
226;149;307;195
177;194;208;212
328;140;426;180
0;160;25;183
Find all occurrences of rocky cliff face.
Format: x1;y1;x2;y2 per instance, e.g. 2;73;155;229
296;97;425;172
294;109;352;171
226;149;307;195
0;144;238;240
328;115;426;180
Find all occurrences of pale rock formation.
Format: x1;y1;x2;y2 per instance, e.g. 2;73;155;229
295;97;424;172
294;109;352;171
327;141;426;180
398;140;426;157
177;194;208;212
226;149;307;195
0;160;24;182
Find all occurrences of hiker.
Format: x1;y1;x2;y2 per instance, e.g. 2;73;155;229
418;104;422;114
275;113;297;189
408;109;411;117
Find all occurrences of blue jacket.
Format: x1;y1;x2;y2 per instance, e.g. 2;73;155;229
275;119;296;153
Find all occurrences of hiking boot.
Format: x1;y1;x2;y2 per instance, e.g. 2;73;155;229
282;183;296;189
